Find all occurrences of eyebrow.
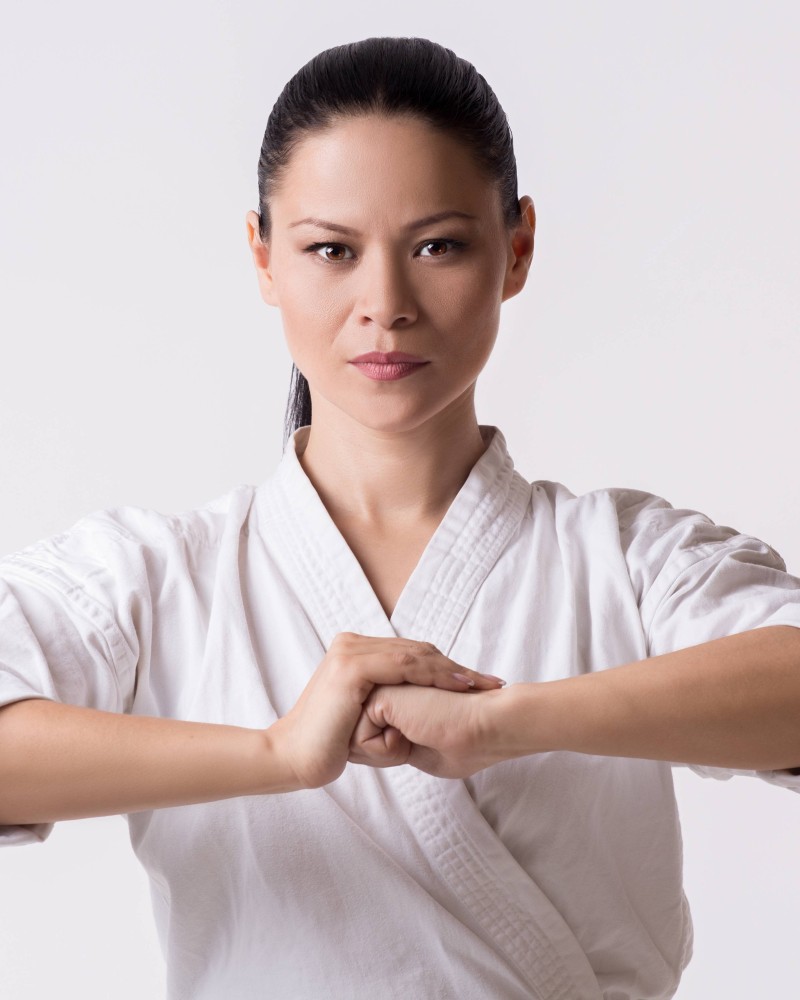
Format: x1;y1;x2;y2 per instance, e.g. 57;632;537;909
287;210;478;235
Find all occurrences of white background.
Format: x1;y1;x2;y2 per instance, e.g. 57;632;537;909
1;1;798;996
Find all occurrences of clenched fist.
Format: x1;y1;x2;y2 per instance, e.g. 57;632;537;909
269;632;505;790
348;679;511;779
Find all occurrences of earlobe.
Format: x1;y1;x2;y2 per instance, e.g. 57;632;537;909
245;209;279;306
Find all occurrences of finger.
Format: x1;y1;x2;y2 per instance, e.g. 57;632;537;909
406;742;446;777
350;706;383;748
350;689;411;766
348;726;411;768
383;725;408;757
329;633;505;690
330;643;505;696
350;704;409;762
457;668;507;690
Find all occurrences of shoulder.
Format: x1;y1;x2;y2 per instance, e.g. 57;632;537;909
73;481;259;548
1;482;260;586
528;480;675;537
525;480;778;579
530;480;726;543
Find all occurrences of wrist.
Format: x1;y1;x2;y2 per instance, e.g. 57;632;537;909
258;719;307;794
485;682;554;762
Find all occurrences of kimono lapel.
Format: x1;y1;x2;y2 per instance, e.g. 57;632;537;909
257;422;530;654
388;424;531;651
256;423;602;998
386;767;604;1000
257;424;394;647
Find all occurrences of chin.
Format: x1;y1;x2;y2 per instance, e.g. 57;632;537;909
336;400;441;435
313;378;466;434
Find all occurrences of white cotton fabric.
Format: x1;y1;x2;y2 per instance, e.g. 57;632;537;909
2;423;800;1000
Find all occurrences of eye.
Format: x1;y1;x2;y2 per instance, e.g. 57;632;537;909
304;242;355;262
418;239;468;258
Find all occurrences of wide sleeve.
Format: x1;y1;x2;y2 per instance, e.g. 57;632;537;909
614;488;800;792
0;511;146;845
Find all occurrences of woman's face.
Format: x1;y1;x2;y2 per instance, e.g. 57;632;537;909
246;113;535;435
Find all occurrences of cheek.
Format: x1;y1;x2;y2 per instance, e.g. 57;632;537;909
277;272;345;360
440;247;505;311
437;261;503;356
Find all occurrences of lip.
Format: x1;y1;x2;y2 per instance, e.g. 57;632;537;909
349;354;430;382
350;351;428;363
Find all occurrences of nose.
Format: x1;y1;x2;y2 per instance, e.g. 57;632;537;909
355;248;418;329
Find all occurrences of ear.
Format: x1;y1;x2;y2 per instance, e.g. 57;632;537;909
501;196;535;303
246;209;279;306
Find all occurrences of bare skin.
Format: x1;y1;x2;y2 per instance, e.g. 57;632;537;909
292;426;493;620
330;514;440;621
0;633;503;824
2;113;525;827
8;110;794;831
348;627;800;778
247;114;800;780
246;113;536;618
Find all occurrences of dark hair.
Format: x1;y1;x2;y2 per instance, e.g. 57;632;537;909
256;37;522;451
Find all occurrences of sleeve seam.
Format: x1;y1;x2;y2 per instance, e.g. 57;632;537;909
0;560;135;713
642;535;786;653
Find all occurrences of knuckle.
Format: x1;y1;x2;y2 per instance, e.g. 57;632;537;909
392;650;416;669
371;691;389;716
417;641;438;656
327;651;351;674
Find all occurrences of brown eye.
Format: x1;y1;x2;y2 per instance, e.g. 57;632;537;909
305;242;355;262
418;239;467;258
421;240;449;257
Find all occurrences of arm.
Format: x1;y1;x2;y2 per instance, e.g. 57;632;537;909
492;625;800;772
0;633;502;825
0;698;291;824
353;626;800;777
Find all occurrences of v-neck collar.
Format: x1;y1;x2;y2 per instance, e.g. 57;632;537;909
256;423;530;655
255;429;604;1000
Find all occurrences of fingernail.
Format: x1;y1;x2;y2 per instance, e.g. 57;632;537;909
482;674;507;686
451;672;476;687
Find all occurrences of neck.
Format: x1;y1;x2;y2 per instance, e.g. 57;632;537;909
295;395;491;529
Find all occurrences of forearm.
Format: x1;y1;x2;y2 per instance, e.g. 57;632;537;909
0;635;498;821
492;626;800;772
0;698;296;825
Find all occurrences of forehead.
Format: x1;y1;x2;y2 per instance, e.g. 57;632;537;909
271;114;500;227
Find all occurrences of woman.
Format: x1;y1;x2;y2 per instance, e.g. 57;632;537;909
1;35;800;1000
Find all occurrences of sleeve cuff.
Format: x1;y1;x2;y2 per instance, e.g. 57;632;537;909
686;762;800;793
0;822;55;847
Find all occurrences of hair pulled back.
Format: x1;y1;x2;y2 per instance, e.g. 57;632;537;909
256;37;521;451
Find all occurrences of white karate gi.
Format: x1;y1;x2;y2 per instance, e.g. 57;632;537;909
2;423;800;1000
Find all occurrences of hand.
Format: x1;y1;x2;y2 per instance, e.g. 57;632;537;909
348;682;510;779
269;632;504;790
